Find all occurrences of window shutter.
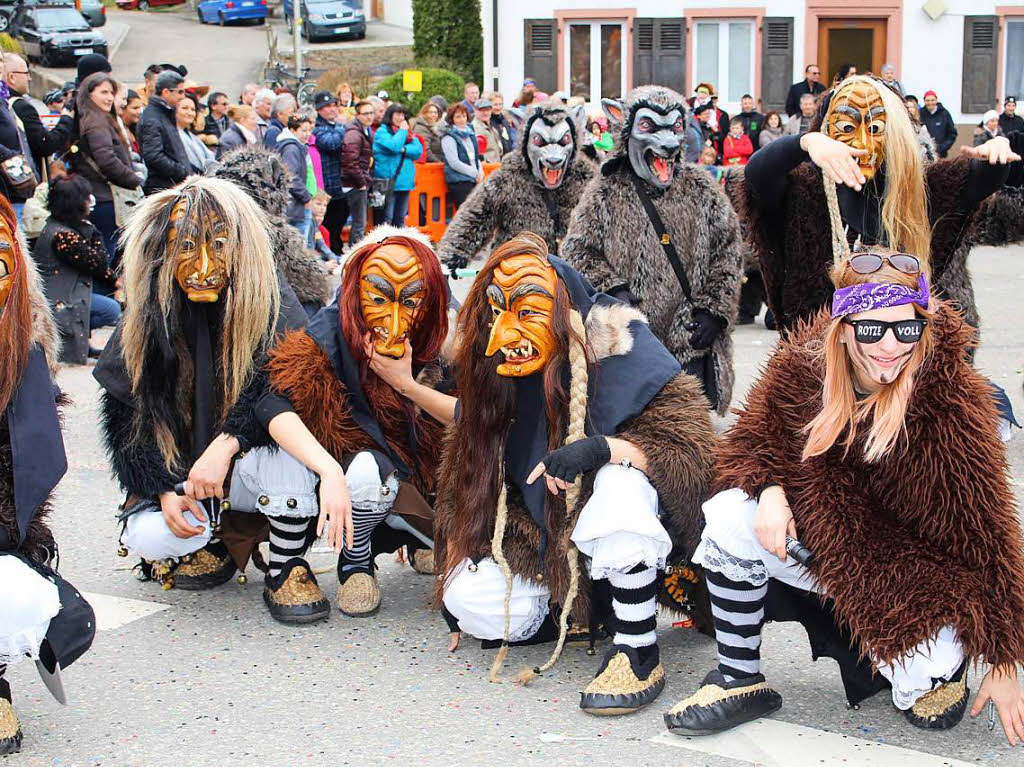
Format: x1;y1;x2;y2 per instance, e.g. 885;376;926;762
524;19;557;95
760;17;793;113
962;16;999;114
632;18;685;92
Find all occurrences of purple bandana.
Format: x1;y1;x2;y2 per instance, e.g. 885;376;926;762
831;274;930;318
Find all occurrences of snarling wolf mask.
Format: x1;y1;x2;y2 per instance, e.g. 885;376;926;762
521;100;585;190
603;86;686;189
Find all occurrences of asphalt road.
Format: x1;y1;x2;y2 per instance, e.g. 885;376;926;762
4;243;1024;767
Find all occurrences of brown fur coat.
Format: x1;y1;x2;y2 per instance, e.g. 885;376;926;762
742;157;979;328
266;330;445;497
435;308;717;621
714;303;1024;666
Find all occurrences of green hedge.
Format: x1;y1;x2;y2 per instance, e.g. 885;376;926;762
412;0;482;84
0;34;23;54
375;67;465;116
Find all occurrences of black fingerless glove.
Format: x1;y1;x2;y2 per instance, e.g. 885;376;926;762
687;309;727;350
608;284;641;306
540;436;611;483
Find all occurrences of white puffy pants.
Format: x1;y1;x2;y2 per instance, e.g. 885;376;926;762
443;464;670;640
694;488;964;709
0;555;60;667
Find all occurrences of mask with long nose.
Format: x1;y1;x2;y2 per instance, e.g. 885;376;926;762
825;80;887;181
170;200;229;302
627;106;684;189
359;243;425;359
485;254;557;377
0;216;17;314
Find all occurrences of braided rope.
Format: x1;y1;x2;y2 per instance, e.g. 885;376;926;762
487;475;513;683
823;173;851;266
519;309;588;684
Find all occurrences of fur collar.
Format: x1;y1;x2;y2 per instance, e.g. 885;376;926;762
585;302;646;361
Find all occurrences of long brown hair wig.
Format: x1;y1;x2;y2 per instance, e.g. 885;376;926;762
0;195;32;412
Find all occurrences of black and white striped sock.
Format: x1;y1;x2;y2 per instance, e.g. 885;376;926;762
268;516;312;578
607;564;658;649
706;568;767;681
340;504;391;576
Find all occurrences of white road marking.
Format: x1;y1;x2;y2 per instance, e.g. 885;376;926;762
82;592;171;631
650;720;979;766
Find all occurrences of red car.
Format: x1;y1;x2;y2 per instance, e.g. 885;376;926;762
116;0;185;10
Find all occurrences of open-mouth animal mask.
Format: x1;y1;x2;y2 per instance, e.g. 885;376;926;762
169;200;229;303
0;215;16;314
525;108;579;190
359;241;425;359
485;253;557;377
612;102;684;189
825;80;886;181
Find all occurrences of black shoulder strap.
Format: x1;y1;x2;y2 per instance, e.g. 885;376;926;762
630;173;694;304
539;188;562;247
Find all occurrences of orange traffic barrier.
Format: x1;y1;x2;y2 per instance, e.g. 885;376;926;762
405;162;501;242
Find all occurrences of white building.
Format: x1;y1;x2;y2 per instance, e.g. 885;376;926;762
480;0;1024;125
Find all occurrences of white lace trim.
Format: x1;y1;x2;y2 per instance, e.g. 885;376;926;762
508;598;550;642
695;538;768;586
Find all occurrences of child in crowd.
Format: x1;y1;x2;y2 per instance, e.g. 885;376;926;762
308;192;341;272
722;117;754;166
699;145;722;181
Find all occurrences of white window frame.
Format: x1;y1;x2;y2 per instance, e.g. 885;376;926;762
692;18;755;116
562;19;627;107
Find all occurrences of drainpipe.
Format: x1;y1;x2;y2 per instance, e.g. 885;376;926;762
492;0;498;92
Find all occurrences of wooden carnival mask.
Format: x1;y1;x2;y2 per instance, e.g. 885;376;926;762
0;215;17;314
485;253;557;377
825;80;886;181
359;242;425;359
169;199;229;303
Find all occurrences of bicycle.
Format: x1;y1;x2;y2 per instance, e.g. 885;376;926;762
264;27;317;109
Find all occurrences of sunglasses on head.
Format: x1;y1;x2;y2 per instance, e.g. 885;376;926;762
849;253;920;276
842;318;927;345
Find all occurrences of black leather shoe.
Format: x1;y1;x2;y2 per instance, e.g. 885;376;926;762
664;669;782;736
263;558;330;625
580;644;665;716
904;660;969;731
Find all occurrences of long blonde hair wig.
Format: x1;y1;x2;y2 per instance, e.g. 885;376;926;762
120;176;280;469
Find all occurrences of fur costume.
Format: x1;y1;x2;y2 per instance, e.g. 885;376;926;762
435;301;716;624
436;101;594;270
714;302;1024;667
740;149;991;330
210;145;331;310
560;87;743;415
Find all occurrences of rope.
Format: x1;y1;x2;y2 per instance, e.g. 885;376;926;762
487;476;513;683
518;309;588;685
823;172;851;266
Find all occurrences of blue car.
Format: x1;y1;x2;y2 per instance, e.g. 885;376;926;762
283;0;365;42
197;0;267;26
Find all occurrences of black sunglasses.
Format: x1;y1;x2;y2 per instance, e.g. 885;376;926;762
843;318;927;345
849;253;920;276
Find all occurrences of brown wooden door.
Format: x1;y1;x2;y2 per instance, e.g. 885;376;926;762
818;18;887;85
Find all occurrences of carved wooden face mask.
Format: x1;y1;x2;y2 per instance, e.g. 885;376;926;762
0;215;16;314
826;81;886;181
359;242;425;359
485;254;557;377
169;200;229;303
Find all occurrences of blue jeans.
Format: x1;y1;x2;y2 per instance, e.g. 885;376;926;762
90;292;121;330
384;190;410;227
89;200;119;266
11;201;24;229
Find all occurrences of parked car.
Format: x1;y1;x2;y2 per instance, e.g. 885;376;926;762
21;0;105;28
9;4;106;66
282;0;365;42
197;0;266;26
115;0;184;11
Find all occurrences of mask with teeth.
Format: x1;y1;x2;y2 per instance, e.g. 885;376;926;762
610;101;684;190
360;242;425;359
0;215;16;314
169;200;229;303
485;253;557;377
825;80;887;181
524;104;580;190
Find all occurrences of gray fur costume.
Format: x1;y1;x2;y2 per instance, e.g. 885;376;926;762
561;86;743;415
436;101;594;270
210;145;331;311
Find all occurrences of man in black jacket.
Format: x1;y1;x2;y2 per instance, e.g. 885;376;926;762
202;91;229;140
735;94;764;148
4;54;73;177
921;90;958;158
137;70;189;194
999;97;1024;136
784;65;825;117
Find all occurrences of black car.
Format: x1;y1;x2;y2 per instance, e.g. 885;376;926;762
0;0;16;32
10;4;107;66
